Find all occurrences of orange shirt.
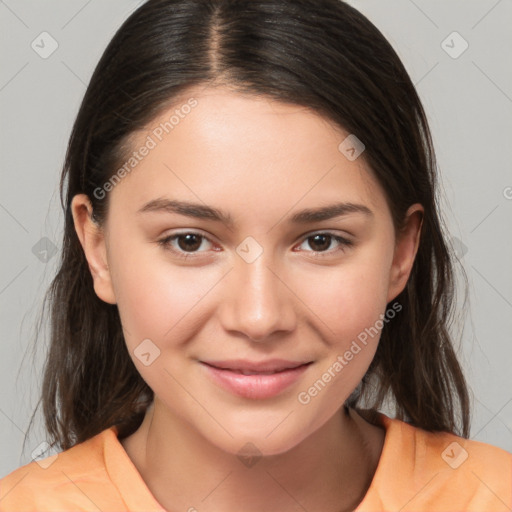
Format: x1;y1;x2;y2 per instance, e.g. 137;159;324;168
1;411;511;511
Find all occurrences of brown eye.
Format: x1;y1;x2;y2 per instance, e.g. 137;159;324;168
307;234;332;252
297;232;353;257
158;231;214;259
175;233;203;252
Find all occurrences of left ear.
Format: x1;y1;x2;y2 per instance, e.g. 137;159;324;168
386;203;424;303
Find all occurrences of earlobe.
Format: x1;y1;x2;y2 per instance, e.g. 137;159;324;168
386;204;424;304
71;194;117;305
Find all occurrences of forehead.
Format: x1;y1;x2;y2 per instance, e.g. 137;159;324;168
108;85;389;223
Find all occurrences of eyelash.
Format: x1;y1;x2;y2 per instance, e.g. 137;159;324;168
157;230;353;260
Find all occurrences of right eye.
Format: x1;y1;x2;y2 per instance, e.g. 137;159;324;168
157;231;216;259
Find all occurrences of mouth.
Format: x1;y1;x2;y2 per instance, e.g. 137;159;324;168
199;359;313;399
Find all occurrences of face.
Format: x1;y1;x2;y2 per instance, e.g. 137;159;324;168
72;85;422;456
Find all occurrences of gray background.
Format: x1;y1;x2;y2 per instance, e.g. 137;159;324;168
1;0;511;478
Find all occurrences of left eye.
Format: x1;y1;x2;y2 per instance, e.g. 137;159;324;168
157;231;353;259
296;232;353;256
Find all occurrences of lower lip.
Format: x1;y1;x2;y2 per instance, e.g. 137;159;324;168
200;362;311;399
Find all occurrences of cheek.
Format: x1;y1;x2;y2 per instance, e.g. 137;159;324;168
110;243;212;349
295;256;392;345
293;258;392;426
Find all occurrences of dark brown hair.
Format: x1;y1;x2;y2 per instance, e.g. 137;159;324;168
25;0;471;452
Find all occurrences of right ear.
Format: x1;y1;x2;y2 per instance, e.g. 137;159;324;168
71;194;117;305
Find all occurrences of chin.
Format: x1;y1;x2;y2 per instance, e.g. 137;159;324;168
218;430;308;459
207;412;319;459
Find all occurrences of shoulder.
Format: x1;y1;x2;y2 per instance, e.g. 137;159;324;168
397;415;511;476
358;410;512;512
0;427;125;511
356;411;512;512
412;423;512;511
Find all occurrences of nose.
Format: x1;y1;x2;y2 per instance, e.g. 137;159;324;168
220;254;296;343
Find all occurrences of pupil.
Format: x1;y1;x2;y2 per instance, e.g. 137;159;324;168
178;234;201;252
310;234;330;251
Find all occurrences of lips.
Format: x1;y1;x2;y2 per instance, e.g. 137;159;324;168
225;368;291;376
202;358;310;372
203;359;311;372
200;359;313;399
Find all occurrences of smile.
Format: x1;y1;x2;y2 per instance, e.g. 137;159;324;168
200;360;313;399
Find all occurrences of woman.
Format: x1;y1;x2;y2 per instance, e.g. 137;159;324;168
1;1;510;511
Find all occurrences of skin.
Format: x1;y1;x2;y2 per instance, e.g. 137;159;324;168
72;84;423;512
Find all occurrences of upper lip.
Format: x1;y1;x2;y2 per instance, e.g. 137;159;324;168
201;359;312;372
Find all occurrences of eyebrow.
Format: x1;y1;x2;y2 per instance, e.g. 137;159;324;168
137;198;373;225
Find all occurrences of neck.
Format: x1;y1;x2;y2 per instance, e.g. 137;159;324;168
121;400;384;512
